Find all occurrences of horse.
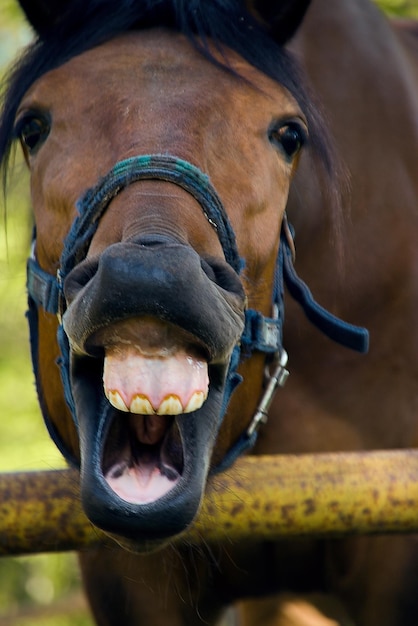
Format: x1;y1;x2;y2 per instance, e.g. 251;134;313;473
1;0;417;623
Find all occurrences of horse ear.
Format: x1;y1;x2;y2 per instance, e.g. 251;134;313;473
246;0;312;44
17;0;70;36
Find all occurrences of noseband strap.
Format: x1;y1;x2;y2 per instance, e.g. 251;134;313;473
60;155;242;282
26;154;369;469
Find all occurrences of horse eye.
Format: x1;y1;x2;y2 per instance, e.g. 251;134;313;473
16;114;51;154
269;122;307;160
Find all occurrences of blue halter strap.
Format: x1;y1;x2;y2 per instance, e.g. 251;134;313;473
26;154;369;469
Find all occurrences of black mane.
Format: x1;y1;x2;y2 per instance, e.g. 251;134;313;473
0;0;342;210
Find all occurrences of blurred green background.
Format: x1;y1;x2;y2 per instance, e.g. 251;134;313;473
0;0;417;624
0;2;93;622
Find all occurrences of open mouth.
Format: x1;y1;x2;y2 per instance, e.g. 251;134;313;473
102;413;184;504
61;239;246;543
66;305;241;543
89;316;210;506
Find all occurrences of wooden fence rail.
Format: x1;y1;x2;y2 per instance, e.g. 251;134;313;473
1;449;418;556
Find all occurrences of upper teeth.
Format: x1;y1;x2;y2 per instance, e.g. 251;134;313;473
105;389;207;415
103;343;209;416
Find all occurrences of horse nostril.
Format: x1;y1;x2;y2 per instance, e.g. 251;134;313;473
200;257;245;298
64;258;99;304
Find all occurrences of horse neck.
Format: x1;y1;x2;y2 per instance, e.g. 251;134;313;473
286;0;418;336
291;0;418;125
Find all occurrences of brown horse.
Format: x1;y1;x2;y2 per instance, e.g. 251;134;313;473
1;0;417;624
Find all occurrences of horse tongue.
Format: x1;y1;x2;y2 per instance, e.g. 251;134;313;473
103;345;209;416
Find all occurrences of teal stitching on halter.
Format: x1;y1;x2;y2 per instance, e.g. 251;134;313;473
64;154;241;276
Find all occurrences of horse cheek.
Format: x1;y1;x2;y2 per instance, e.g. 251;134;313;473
37;313;79;460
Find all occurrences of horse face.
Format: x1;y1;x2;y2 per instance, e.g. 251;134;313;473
17;29;306;549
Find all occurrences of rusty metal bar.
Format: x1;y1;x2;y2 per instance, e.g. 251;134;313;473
1;449;418;556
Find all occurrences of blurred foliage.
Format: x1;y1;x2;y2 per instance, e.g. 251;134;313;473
378;0;418;16
0;0;416;625
0;5;92;625
0;553;90;626
0;1;31;63
0;116;93;626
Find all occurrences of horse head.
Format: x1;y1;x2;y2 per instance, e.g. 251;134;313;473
1;0;366;551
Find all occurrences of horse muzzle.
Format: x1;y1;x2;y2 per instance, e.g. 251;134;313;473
64;236;245;361
61;236;245;548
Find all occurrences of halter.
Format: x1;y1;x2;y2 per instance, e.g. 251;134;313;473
26;154;369;470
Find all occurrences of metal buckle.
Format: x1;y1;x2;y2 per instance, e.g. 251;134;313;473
246;349;289;437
